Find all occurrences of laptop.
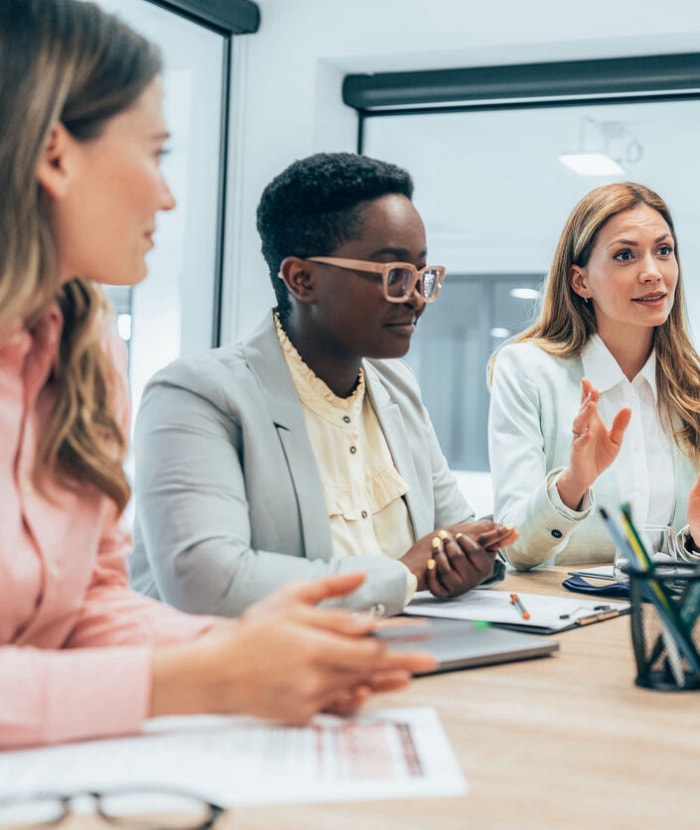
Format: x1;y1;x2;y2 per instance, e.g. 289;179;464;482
375;617;559;675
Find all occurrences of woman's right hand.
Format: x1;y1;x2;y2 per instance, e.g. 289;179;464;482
556;378;631;511
149;573;436;725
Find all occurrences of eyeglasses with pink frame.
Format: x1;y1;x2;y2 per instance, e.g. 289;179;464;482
306;256;446;303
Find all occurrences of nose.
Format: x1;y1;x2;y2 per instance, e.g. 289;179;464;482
404;285;427;313
639;251;662;282
160;174;176;212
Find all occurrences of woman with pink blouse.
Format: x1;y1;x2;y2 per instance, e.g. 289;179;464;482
0;0;433;749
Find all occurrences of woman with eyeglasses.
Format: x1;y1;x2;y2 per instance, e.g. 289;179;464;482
0;0;439;750
130;152;517;618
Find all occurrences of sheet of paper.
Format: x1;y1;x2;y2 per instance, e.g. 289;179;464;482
405;588;629;631
567;565;615;580
0;707;465;807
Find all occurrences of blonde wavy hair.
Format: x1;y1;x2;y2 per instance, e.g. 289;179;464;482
510;182;700;460
0;0;162;511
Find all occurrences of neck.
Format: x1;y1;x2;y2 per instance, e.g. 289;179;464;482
281;314;362;398
596;324;654;381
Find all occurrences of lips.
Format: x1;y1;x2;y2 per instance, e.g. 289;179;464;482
632;292;666;303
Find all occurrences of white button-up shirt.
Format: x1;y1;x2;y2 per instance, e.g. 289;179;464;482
580;334;674;525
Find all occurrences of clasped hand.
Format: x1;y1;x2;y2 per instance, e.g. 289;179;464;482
401;520;518;597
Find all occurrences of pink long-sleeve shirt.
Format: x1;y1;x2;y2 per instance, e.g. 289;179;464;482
0;305;210;749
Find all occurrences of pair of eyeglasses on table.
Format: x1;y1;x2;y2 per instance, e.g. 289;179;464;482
0;787;225;829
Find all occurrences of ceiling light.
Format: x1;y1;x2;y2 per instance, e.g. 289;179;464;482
510;288;539;300
559;153;624;176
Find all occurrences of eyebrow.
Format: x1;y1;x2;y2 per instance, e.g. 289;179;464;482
606;233;672;249
368;246;429;260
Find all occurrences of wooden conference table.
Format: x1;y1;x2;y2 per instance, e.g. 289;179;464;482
14;567;699;830
233;565;700;830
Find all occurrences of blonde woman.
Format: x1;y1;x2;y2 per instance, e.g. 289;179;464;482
0;0;433;749
488;182;700;570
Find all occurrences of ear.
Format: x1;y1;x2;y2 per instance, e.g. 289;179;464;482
279;256;317;305
570;264;589;301
35;122;74;200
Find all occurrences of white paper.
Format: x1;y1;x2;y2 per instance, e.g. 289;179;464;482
567;565;616;580
0;707;465;808
405;588;630;631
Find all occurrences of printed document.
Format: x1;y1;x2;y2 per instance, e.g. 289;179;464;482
1;707;465;807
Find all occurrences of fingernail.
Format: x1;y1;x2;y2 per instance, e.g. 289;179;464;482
431;536;441;551
455;532;464;540
437;529;450;541
426;558;436;571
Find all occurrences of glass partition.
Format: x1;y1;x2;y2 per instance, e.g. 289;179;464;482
362;98;700;472
94;0;227;419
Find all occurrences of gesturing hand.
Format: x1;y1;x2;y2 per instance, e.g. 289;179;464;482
152;572;437;725
557;378;631;511
400;520;518;597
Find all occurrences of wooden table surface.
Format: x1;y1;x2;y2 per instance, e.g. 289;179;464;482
8;567;699;830
233;566;700;830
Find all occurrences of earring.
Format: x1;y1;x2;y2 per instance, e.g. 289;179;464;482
583;296;590;304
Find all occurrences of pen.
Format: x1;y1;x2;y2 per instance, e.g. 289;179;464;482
510;593;530;620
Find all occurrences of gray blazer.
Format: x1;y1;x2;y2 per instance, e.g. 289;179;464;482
129;314;473;616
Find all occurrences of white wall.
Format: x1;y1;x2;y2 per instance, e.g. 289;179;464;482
223;0;700;341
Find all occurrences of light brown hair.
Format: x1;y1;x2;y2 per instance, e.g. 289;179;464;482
512;182;700;460
0;0;162;510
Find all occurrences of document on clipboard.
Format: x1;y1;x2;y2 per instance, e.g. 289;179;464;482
405;588;630;634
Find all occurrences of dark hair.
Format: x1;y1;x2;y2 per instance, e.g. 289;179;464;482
256;152;414;321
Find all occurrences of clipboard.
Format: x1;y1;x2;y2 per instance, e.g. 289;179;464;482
404;588;630;634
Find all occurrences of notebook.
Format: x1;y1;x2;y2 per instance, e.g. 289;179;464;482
374;618;558;675
404;588;630;634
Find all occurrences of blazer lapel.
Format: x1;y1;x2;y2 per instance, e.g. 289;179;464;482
364;361;424;537
243;316;333;560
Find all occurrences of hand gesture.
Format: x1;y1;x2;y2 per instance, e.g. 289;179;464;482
557;378;631;511
400;520;518;597
150;572;437;725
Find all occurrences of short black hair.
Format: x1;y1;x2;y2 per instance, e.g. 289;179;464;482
256;152;414;320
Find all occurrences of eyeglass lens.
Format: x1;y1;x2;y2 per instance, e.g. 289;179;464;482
386;267;440;299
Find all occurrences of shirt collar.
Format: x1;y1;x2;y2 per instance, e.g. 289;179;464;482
581;333;658;401
274;313;365;418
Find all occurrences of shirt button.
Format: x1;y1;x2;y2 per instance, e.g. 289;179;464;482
343;415;351;424
370;603;387;617
551;529;563;539
361;510;368;519
349;446;357;454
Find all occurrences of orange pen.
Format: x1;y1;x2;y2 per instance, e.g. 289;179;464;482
510;593;531;621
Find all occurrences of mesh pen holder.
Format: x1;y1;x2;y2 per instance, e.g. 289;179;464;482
626;562;700;691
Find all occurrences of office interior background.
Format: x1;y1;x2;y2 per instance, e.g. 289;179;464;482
95;0;700;514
